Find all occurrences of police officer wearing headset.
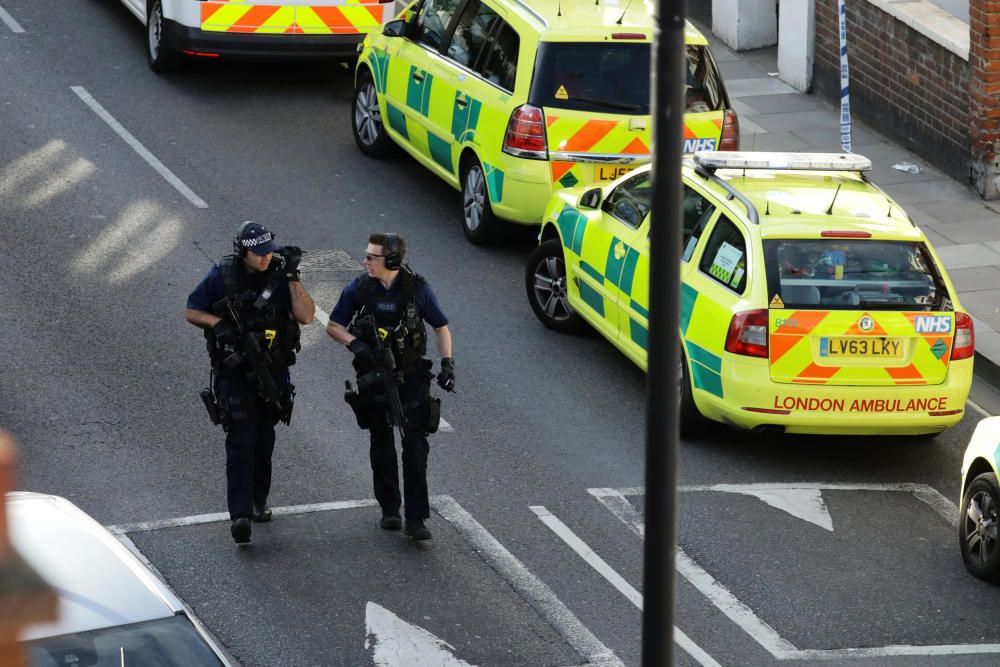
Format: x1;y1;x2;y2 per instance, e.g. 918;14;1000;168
327;233;454;541
185;222;315;545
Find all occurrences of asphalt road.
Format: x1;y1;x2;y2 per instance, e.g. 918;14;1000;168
4;1;1000;666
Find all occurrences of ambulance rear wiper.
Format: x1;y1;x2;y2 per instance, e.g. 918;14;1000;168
572;96;643;112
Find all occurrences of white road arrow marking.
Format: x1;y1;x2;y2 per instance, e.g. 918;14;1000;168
365;601;474;667
722;487;834;531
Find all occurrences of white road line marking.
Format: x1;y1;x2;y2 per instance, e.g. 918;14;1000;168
530;505;721;667
589;486;996;660
722;488;834;531
366;601;474;666
70;86;208;209
110;496;616;667
107;498;379;534
0;4;24;33
116;534;240;666
435;497;622;667
968;398;992;418
439;417;454;432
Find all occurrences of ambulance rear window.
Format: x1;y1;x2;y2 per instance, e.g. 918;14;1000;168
530;43;725;115
762;240;952;311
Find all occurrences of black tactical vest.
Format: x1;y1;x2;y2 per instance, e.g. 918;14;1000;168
349;271;428;372
208;255;300;368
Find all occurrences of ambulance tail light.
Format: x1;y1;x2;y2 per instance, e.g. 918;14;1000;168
726;310;767;359
952;312;975;360
725;309;768;358
719;110;740;151
503;104;548;160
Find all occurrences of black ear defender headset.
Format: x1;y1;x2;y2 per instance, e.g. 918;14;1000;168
383;233;403;271
233;221;255;258
232;221;276;259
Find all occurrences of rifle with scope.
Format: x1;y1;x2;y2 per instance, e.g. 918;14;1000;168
344;315;407;440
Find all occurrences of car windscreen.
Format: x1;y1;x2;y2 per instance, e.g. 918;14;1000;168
762;239;952;311
26;616;224;667
529;43;724;115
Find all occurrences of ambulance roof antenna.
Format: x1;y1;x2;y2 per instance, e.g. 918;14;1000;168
825;184;843;215
616;0;634;24
557;0;562;16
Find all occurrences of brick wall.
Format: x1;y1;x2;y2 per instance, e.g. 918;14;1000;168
812;0;970;182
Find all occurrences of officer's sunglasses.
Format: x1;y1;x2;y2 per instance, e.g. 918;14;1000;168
363;253;386;262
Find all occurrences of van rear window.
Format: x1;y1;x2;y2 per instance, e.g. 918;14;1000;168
529;43;726;115
762;239;951;311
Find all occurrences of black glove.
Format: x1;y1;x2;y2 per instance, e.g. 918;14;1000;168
212;319;237;347
279;245;303;282
437;357;455;392
348;339;373;366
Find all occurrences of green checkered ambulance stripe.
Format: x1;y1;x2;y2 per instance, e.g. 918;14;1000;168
368;48;389;94
680;283;698;335
427;134;452;172
630;319;647;350
484;163;504;203
385;102;408;139
406;67;433;115
557;205;587;255
605;241;641;296
452;93;481;143
685;340;723;398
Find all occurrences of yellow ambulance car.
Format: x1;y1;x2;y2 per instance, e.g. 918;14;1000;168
525;152;975;436
352;0;738;244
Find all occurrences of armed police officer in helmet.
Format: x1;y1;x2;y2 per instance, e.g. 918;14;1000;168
185;221;315;545
327;233;454;541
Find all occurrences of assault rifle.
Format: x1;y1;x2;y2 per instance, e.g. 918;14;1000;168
212;297;295;425
353;315;407;440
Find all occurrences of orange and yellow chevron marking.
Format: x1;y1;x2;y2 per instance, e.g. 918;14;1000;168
793;362;840;383
545;116;651;184
769;311;829;364
201;1;383;34
683;114;723;140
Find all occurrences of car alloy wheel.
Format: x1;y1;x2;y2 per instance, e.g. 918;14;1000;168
965;485;998;566
463;165;485;233
532;255;572;323
524;239;584;333
354;82;381;148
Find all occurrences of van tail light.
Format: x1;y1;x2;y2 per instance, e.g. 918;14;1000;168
725;309;769;358
952;312;975;360
719;110;740;151
503;104;548;160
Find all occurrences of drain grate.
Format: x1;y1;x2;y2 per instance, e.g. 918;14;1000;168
300;249;362;272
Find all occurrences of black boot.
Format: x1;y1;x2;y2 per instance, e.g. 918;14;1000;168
404;519;432;541
231;517;252;544
380;513;403;530
252;505;272;523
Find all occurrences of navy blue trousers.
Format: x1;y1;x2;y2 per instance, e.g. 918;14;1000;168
216;371;281;520
363;370;432;521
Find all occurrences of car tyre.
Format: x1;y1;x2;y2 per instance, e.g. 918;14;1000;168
147;0;180;73
525;239;585;334
959;472;1000;583
353;69;394;158
461;156;502;245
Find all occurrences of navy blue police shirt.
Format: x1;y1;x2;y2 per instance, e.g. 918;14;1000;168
186;261;292;315
329;273;448;328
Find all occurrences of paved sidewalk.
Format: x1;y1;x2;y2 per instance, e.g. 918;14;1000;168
700;28;1000;384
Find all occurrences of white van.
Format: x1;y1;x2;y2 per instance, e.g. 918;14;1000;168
117;0;396;71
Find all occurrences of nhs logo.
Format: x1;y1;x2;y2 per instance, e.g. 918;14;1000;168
914;315;952;333
683;138;717;152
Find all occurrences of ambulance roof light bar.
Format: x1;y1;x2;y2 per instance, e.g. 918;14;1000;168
694;151;872;173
